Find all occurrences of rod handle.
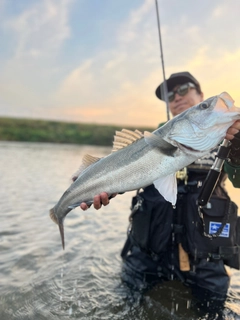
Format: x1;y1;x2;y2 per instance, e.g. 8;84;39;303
197;169;220;207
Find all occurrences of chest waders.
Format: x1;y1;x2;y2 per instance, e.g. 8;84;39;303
121;168;240;271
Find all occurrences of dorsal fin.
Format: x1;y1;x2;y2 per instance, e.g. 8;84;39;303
71;154;101;181
114;131;136;142
82;154;100;167
113;136;133;144
111;129;143;152
112;142;129;152
122;129;143;139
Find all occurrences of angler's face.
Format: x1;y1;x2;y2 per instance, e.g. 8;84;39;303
169;84;204;116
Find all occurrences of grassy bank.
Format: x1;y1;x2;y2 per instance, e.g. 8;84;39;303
0;117;155;146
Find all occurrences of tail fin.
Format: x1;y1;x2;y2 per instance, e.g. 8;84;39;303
49;208;65;250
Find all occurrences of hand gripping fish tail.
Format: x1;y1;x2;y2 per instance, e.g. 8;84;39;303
50;208;65;250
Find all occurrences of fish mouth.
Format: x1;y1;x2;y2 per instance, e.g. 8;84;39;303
180;143;199;152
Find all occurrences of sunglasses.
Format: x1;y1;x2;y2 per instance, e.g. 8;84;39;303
168;82;196;102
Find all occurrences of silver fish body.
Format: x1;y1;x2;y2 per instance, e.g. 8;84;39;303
50;92;240;249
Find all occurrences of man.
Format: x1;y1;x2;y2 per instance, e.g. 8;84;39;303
80;72;240;301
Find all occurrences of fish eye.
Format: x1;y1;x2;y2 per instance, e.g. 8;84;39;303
200;102;209;109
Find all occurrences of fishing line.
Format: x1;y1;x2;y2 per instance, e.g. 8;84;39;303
154;0;170;120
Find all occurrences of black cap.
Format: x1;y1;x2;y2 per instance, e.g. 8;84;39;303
155;71;201;101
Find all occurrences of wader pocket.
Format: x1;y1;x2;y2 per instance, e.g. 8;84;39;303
183;193;239;262
129;193;153;250
129;186;173;254
148;199;173;254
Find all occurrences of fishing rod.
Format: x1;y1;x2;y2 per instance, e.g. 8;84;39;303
154;0;170;121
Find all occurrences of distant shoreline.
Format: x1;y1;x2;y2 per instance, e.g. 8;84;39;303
0;117;154;146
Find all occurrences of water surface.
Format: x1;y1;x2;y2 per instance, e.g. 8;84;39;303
1;141;240;319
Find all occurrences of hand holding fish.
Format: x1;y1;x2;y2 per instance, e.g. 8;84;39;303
80;192;117;210
226;119;240;140
226;119;240;166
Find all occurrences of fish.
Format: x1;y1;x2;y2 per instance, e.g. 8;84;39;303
50;92;240;249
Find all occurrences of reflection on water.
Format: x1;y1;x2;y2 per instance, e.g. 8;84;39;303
0;141;240;319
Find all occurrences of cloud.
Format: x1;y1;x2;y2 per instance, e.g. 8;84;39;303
46;0;240;128
5;0;72;59
117;0;154;44
0;0;74;113
168;45;240;106
0;0;239;128
51;0;163;125
55;59;94;105
212;5;225;18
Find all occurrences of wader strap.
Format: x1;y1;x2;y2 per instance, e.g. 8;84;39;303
219;245;239;256
196;246;239;261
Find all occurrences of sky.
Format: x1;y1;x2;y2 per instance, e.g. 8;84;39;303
0;0;239;128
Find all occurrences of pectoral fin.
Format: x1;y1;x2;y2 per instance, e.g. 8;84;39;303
153;173;177;205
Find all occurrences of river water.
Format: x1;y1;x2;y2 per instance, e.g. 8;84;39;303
1;141;240;320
